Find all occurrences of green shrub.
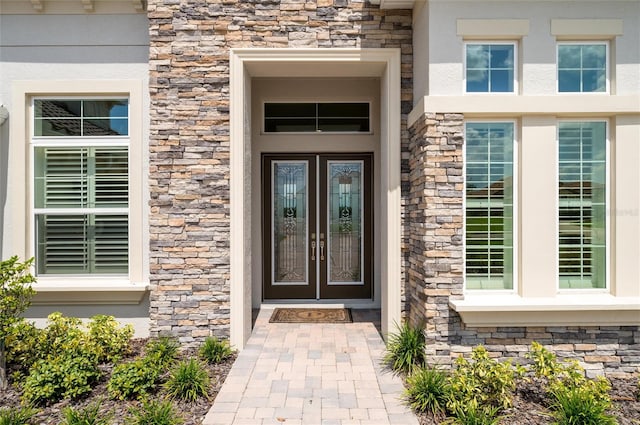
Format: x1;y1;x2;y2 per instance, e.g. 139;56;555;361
0;406;38;425
447;346;516;413
145;337;179;368
22;353;100;405
383;322;426;374
39;313;87;360
107;357;161;400
550;377;617;425
127;400;183;425
6;320;43;372
165;359;210;402
61;400;112;425
405;366;449;414
445;399;501;425
87;315;133;363
199;337;234;364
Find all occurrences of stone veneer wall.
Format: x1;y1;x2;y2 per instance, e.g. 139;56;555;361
147;0;413;343
408;112;640;377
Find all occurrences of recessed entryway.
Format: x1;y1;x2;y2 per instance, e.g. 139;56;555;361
229;48;402;349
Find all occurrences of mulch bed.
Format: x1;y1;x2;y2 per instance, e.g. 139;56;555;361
1;338;236;425
416;376;640;425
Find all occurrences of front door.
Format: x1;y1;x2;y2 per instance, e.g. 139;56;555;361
263;153;372;300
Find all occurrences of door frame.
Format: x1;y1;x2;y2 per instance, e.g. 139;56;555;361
229;48;402;349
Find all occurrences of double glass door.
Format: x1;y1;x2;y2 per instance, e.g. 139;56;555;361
263;153;372;300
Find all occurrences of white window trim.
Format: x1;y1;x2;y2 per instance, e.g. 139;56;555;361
9;80;146;299
556;41;610;94
463;41;518;95
556;118;610;294
463;119;519;295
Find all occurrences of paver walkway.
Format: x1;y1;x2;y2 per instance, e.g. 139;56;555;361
203;308;420;425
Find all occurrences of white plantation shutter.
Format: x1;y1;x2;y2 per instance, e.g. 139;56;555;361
558;121;607;289
465;122;514;290
33;98;129;276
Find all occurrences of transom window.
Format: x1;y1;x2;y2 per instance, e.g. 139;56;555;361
465;43;516;93
465;122;515;290
264;102;370;133
558;121;607;289
557;43;607;93
32;98;129;275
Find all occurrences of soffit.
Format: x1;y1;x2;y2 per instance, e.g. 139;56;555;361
0;0;145;14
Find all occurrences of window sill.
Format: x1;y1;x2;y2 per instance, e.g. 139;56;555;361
450;294;640;327
31;280;149;305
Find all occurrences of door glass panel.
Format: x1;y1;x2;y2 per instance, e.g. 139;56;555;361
328;161;363;284
272;161;308;284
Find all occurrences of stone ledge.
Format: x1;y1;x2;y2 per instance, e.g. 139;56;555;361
32;280;149;305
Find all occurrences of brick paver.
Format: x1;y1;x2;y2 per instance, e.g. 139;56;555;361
203;309;419;425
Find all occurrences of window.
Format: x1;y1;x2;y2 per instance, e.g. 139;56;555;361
557;43;607;93
32;99;129;275
465;43;515;93
558;121;607;289
465;122;515;290
264;102;370;133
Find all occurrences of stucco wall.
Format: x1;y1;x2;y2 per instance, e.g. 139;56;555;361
411;0;640;98
0;13;151;335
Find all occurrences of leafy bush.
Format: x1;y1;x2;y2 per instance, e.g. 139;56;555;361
405;366;449;414
550;378;617;425
447;346;516;413
145;337;179;368
61;400;112;425
107;357;161;400
87;315;133;363
383;322;426;374
165;359;210;402
38;313;87;360
199;337;234;364
22;353;100;405
0;406;38;425
6;320;43;373
127;400;183;425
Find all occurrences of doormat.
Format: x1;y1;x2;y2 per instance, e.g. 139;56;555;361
269;308;353;323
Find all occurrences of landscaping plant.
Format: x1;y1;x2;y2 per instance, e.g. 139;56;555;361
404;366;449;415
145;336;179;368
0;406;37;425
446;345;517;414
165;358;210;402
61;400;112;425
199;336;234;364
0;256;36;390
383;321;426;374
87;315;133;363
107;357;161;400
127;400;183;425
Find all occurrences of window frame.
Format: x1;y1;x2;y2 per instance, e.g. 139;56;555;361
30;96;131;277
556;41;610;94
556;118;610;293
463;119;519;293
262;101;373;135
463;41;518;95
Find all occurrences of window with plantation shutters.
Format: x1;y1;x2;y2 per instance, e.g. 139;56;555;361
558;121;607;289
465;122;514;290
32;99;129;276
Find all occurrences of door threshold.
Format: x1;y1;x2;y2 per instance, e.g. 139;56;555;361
261;299;378;309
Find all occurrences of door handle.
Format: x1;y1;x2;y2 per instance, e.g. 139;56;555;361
319;240;325;261
311;241;316;261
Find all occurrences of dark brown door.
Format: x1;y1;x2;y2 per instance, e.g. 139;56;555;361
263;153;372;300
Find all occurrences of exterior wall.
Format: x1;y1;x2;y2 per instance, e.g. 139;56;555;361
147;0;413;343
0;12;151;335
408;0;640;377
